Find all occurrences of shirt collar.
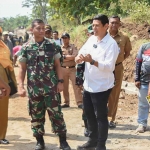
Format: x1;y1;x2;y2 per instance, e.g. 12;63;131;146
62;44;71;48
99;33;109;43
29;37;48;46
108;30;121;38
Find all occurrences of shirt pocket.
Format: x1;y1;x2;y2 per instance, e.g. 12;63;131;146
68;48;73;55
45;50;54;66
118;43;125;52
27;50;37;66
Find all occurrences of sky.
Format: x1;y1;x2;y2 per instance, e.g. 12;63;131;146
0;0;32;18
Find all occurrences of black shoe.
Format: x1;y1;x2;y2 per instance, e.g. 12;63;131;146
78;104;83;109
109;121;116;129
0;139;9;144
35;136;45;150
96;145;106;150
61;104;70;108
84;128;89;137
35;142;45;150
59;134;71;150
77;140;97;150
60;141;71;150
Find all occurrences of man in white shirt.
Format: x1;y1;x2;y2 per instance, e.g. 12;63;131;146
53;31;62;46
75;14;119;150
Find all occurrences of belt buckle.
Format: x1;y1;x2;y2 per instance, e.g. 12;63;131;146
66;66;69;69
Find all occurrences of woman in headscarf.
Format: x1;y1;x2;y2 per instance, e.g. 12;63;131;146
0;27;17;144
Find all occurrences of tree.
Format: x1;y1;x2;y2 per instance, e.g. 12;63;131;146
22;0;49;23
1;16;30;31
49;0;118;24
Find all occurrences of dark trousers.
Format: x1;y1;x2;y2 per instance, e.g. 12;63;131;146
83;88;112;146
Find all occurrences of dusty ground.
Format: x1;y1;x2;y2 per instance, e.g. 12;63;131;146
1;67;150;150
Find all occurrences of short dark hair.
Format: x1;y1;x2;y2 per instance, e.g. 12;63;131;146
93;14;109;26
31;19;44;28
109;15;120;21
53;31;58;35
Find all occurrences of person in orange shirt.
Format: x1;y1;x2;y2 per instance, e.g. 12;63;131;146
0;27;17;144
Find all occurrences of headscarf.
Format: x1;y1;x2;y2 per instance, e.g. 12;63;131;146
0;27;13;71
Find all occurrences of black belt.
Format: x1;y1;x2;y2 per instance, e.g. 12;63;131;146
61;66;75;69
115;62;122;66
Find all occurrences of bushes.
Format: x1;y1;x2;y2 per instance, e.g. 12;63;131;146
120;1;150;24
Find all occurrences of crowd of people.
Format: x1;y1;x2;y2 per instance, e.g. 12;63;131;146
0;13;150;150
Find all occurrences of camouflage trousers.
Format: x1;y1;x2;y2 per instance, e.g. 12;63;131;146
28;93;66;137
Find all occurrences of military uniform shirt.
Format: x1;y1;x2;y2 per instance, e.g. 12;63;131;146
19;38;61;98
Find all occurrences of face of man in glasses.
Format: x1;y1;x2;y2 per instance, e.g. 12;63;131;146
109;18;121;32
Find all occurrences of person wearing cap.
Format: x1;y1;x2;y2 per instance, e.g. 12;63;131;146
53;31;62;46
3;31;13;57
107;16;132;129
45;25;52;39
61;32;83;108
75;24;94;137
87;24;94;37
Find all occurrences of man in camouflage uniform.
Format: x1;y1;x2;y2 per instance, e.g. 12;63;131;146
18;19;71;150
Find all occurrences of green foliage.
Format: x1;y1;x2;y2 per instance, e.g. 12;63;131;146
49;0;119;24
1;16;30;31
49;18;87;48
120;0;150;23
22;0;49;23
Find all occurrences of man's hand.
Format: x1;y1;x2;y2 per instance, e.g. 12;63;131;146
75;54;93;64
83;54;92;63
0;88;9;99
135;81;141;89
0;79;10;98
75;54;84;64
57;83;64;93
78;85;83;91
18;87;26;97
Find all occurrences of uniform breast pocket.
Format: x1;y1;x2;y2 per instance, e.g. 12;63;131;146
119;43;125;51
27;50;37;66
45;51;54;65
68;49;73;55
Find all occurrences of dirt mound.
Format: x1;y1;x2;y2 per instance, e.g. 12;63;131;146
121;22;150;40
121;22;150;82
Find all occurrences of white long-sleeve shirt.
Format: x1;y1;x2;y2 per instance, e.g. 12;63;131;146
78;33;119;93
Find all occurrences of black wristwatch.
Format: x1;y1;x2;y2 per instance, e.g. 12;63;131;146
58;79;64;83
90;59;95;65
